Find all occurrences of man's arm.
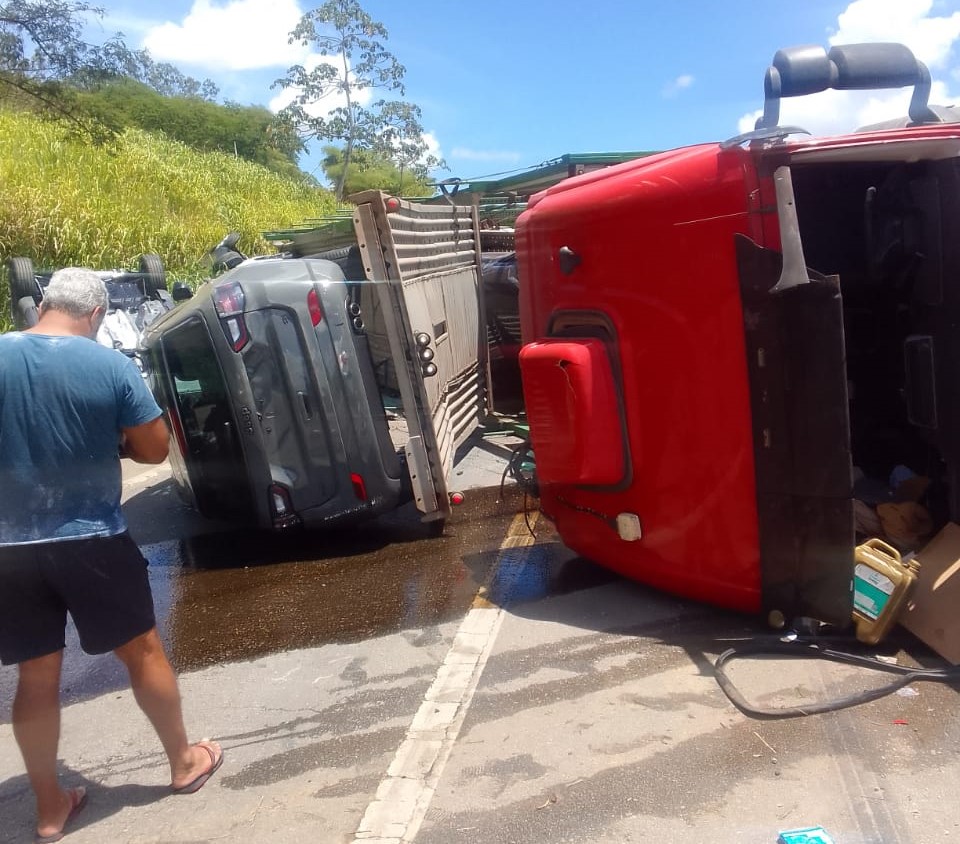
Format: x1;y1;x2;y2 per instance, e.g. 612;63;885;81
121;416;170;464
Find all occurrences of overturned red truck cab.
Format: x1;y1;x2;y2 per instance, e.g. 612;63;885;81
518;43;960;627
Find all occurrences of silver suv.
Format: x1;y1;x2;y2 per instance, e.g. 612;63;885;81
142;257;408;531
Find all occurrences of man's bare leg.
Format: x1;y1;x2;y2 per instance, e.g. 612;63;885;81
14;650;79;837
113;627;220;788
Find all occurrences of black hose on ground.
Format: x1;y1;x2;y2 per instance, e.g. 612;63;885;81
713;637;960;719
501;439;538;499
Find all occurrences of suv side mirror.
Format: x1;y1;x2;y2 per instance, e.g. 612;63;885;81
172;281;194;302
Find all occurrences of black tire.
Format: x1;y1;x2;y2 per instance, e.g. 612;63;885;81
7;257;38;303
12;295;39;330
212;249;244;274
138;253;166;293
310;245;366;282
426;518;447;538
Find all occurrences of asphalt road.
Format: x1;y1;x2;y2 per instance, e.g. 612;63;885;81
1;457;958;844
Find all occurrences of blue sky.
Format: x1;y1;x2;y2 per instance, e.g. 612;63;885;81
84;0;960;187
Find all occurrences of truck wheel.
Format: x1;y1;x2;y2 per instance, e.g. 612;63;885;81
139;254;166;293
7;257;39;303
426;518;447;538
311;246;366;282
12;295;39;329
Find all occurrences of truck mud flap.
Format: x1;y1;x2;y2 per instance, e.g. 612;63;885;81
737;234;854;626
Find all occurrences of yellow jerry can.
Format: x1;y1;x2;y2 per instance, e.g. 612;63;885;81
853;538;921;645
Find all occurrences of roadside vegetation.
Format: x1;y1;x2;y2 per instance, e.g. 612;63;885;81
0;1;441;331
0;108;339;330
76;79;307;183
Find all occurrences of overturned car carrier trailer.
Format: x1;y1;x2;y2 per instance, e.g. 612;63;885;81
144;192;491;533
517;42;960;627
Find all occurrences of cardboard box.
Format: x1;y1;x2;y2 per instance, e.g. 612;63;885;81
901;522;960;664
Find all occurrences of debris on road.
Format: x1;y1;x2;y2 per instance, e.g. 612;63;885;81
777;826;836;844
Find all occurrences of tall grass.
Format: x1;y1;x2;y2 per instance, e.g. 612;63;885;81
0;109;340;330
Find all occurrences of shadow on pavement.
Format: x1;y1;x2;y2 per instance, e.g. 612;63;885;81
0;768;169;844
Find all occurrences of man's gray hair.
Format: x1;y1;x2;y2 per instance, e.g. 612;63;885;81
42;268;108;318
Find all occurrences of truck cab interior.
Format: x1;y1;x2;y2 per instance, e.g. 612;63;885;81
788;147;960;532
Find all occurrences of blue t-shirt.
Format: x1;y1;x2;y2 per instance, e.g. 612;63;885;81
0;333;162;545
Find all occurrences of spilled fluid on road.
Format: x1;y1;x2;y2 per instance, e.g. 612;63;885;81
149;488;520;671
0;486;616;720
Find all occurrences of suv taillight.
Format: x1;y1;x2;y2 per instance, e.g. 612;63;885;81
307;288;323;326
268;483;301;529
166;409;188;459
213;281;248;351
350;472;368;501
213;281;244;315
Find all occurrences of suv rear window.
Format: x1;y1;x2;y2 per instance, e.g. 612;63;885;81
161;317;253;520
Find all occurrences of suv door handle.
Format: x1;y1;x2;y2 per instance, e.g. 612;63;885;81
298;391;312;420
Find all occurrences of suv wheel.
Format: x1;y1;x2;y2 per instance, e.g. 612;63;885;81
7;257;38;303
12;296;39;329
139;254;166;293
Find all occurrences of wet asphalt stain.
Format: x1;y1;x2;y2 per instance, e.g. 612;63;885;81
215;681;430;789
461;641;730;737
415;704;921;844
6;482;514;716
1;479;616;723
221;725;409;790
219;680;429;746
457;754;551;797
312;771;383;799
401;626;444;648
458;614;752;734
340;658;368;686
413;609;958;844
147;487;537;673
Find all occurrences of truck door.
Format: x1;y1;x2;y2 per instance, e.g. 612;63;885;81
738;166;854;626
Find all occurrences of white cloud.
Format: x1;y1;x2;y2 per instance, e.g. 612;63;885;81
89;9;165;40
662;74;694;98
143;0;308;71
450;147;522;163
139;0;443;159
737;0;960;136
422;131;442;162
143;0;375;119
829;0;960;68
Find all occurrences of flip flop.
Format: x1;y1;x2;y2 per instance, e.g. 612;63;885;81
36;786;87;844
171;741;224;795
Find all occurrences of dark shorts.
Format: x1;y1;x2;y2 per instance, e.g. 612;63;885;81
0;532;156;665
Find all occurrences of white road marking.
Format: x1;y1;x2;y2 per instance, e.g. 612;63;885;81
353;511;539;844
120;461;171;490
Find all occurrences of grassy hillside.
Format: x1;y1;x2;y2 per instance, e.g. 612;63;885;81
0;109;339;330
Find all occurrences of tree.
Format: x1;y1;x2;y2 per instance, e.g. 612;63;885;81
320;144;433;197
374;100;444;192
0;1;217;140
0;1;108;137
275;1;437;201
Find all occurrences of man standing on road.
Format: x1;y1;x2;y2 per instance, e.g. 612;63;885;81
0;268;223;842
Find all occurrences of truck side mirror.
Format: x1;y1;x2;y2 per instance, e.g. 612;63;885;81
756;42;936;130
